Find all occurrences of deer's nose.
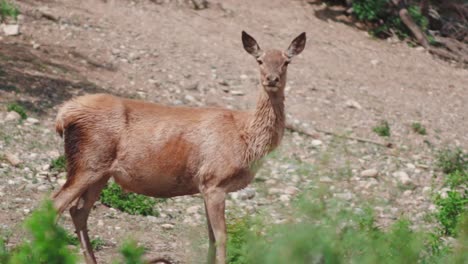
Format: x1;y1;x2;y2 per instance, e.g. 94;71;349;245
266;75;279;84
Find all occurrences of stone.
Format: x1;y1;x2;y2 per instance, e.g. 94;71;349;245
26;117;39;124
345;99;362;110
37;185;51;192
393;171;412;185
284;186;298;195
186;205;200;214
230;90;245;96
268;188;282;195
238;188;256;200
279;195;290;202
335;192;353;201
161;223;174;230
319;176;333;183
5;111;21;122
2;24;20;36
311;140;322;146
360;169;378;178
57;178;67;186
5;153;21;166
185;82;199;91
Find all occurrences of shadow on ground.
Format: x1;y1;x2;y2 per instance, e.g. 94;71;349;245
0;41;110;115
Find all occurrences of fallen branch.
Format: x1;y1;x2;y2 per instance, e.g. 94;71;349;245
285;123;393;148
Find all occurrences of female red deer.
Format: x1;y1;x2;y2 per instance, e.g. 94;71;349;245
52;31;306;264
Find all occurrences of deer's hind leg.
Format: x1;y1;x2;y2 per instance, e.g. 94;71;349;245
69;174;110;264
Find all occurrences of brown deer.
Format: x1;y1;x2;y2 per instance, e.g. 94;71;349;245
52;31;306;264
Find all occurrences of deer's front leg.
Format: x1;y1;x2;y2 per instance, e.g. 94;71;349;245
204;188;227;264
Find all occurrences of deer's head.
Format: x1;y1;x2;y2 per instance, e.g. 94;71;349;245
242;31;306;93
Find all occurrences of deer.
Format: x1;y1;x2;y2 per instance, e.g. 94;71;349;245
51;31;306;264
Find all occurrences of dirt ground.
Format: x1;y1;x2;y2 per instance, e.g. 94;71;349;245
0;0;467;263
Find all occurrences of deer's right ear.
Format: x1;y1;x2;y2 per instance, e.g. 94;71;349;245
242;31;262;58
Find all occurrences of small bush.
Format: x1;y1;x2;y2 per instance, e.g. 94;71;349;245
0;0;19;22
50;155;67;172
100;182;162;216
372;120;390;137
116;240;145;264
411;122;427;135
227;217;252;264
7;201;77;264
435;190;467;236
353;0;388;21
7;102;27;120
436;148;467;174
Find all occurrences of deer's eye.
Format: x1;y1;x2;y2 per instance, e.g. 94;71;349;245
284;61;290;66
257;60;263;65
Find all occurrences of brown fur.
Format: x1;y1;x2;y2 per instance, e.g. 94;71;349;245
52;31;306;264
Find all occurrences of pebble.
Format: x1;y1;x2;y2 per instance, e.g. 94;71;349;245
284;186;298;195
335;192;353;201
161;223;174;230
37;185;50;192
57;178;67;186
279;195;290;202
5;111;21;122
2;24;20;36
186;205;200;214
393;171;412;185
311;140;322;147
26;117;39;124
5;153;22;166
268;188;282;195
319;176;333;183
360;169;378;178
345;100;362;110
238;188;256;200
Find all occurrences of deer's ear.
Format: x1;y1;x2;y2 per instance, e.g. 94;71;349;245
285;32;306;59
242;31;262;58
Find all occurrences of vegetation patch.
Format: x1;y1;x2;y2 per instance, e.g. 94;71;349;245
50;155;67;172
100;182;163;216
0;200;148;263
0;0;19;22
372;120;390;137
411;122;427;135
7;102;27;120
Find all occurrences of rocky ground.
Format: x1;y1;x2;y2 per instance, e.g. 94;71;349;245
0;0;467;263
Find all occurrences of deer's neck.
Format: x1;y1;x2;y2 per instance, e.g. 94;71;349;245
244;86;285;165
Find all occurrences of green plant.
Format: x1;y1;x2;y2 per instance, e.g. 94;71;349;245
353;0;388;21
50;155;67;172
91;237;106;251
372;120;390;137
434;190;467;236
446;170;468;189
100;182;162;216
411;122;427;135
7;200;77;264
0;0;19;22
7;102;27;120
436;148;467;174
227;217;252;264
116;240;145;264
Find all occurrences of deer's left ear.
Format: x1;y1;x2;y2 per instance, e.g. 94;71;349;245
285;32;306;59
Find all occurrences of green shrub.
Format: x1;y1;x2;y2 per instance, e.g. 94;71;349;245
446;170;468;189
436;148;467;174
227;217;252;264
116;240;145;264
372;120;390;137
411;122;427;135
352;1;431;42
7;201;77;264
353;0;388;21
0;0;19;22
50;155;67;172
100;182;162;216
7;102;27;120
435;190;467;236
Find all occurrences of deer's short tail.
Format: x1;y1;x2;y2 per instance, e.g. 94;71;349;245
55;98;90;137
